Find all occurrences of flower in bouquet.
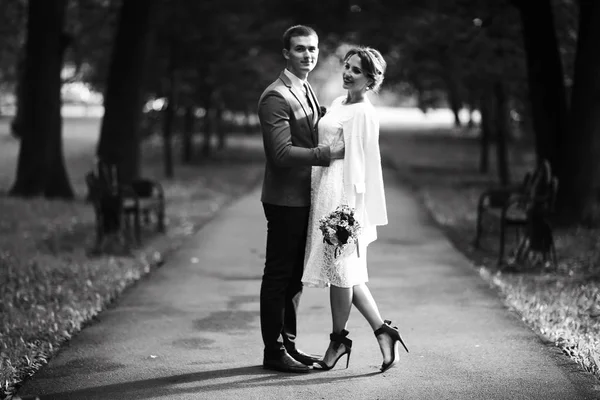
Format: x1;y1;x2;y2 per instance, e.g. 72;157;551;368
318;205;361;257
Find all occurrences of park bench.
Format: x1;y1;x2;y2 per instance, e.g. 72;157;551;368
473;159;559;267
85;159;165;250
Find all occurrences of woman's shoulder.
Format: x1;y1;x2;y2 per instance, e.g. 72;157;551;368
330;96;346;108
350;99;377;119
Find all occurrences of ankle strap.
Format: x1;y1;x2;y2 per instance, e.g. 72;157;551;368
330;329;352;349
374;320;397;337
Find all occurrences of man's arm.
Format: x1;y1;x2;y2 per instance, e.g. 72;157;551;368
259;92;341;167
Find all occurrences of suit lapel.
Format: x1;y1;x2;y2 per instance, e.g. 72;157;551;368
279;71;318;146
279;72;312;122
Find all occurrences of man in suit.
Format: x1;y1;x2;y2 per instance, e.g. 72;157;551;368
257;25;344;373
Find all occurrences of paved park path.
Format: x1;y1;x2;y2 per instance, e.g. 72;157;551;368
16;161;600;399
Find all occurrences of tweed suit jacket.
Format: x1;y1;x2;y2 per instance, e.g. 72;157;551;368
258;71;331;207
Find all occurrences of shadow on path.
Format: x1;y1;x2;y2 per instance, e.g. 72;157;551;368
23;366;380;399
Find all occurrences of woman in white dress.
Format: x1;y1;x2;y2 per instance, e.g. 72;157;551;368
302;47;408;372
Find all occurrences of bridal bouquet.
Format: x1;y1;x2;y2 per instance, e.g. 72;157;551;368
319;205;361;258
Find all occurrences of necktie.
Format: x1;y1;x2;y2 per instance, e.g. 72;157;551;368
304;83;316;124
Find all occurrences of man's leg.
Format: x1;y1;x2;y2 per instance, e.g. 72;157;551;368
260;205;307;356
281;206;309;352
261;204;310;372
278;206;321;365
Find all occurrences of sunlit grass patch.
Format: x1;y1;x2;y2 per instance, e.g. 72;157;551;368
493;273;600;377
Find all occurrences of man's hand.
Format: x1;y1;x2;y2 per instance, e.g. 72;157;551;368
330;140;345;160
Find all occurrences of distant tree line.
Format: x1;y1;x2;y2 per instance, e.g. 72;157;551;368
1;0;599;225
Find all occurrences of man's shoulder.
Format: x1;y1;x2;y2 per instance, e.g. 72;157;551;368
264;76;289;94
261;81;284;96
259;76;293;105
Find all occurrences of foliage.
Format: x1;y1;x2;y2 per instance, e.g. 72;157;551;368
1;0;578;124
0;0;27;93
62;0;121;91
0;0;120;94
552;0;578;87
267;0;529;115
145;0;284;113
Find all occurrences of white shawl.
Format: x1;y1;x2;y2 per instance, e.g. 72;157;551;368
342;99;388;247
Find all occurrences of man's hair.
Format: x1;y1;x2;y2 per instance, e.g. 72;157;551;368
282;25;318;50
343;46;387;92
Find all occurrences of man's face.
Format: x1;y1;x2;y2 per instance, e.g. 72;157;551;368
283;34;319;78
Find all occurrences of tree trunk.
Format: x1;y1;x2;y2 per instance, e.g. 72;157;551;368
216;106;225;150
162;100;175;178
494;81;510;185
182;106;194;163
514;0;568;175
10;0;74;199
162;45;177;178
467;90;477;129
556;0;600;223
97;0;155;184
46;32;75;198
478;94;492;174
202;91;213;157
468;108;475;129
245;109;253;134
446;81;462;128
10;55;26;139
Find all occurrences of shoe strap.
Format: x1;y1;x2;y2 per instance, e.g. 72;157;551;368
330;329;352;349
374;320;398;337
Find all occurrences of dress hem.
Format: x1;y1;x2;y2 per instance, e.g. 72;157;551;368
301;279;369;289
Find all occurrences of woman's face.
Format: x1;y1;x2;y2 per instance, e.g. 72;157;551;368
342;54;372;94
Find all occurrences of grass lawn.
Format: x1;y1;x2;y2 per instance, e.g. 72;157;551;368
0;119;265;399
380;127;600;381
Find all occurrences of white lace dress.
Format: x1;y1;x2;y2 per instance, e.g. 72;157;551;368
302;96;371;288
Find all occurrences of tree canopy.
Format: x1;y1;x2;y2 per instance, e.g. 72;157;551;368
4;0;600;225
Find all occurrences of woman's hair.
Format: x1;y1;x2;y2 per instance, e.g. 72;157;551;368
282;25;318;50
343;47;387;92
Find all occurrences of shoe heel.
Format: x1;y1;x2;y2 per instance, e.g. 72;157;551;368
398;335;409;353
374;320;409;372
377;320;409;353
314;330;353;371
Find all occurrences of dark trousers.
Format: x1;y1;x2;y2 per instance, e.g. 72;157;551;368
261;203;310;359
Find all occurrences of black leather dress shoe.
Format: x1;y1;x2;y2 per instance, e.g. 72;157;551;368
263;352;309;373
287;349;321;366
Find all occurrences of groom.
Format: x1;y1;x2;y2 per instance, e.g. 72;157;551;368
257;25;344;373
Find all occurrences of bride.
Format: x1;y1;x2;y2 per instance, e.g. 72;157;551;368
302;46;409;373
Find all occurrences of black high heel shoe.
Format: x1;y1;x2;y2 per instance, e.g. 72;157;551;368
314;329;352;370
374;320;409;373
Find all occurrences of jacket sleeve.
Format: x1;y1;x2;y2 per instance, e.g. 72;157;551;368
258;91;331;167
343;109;371;194
344;106;388;243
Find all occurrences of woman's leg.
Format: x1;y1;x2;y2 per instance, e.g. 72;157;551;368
352;284;394;364
330;285;352;333
322;285;353;365
352;283;383;330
